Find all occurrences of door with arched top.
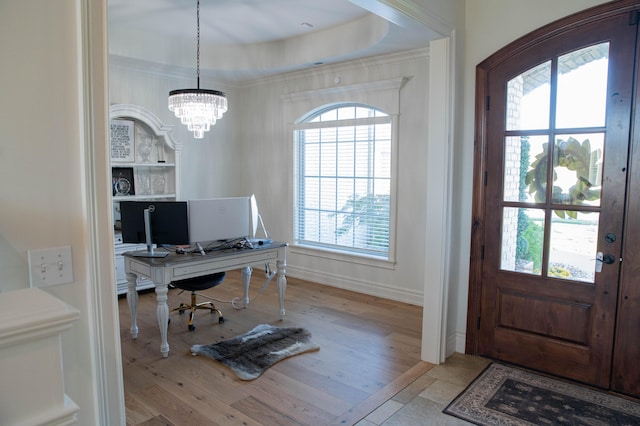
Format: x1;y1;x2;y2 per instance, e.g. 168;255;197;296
468;1;640;396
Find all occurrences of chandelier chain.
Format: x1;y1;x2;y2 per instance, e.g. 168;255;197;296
196;0;200;89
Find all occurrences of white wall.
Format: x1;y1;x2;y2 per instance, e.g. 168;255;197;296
0;0;119;424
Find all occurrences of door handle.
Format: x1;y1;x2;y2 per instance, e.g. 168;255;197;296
595;252;616;273
596;252;603;273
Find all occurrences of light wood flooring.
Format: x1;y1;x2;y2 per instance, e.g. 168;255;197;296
118;270;485;425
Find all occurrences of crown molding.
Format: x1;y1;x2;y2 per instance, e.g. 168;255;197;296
246;47;429;88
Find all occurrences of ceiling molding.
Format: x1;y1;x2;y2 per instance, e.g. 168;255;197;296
281;77;409;103
244;47;429;88
110;47;429;88
349;0;454;37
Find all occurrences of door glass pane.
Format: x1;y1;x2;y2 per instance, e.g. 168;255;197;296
507;61;551;130
501;207;545;275
504;135;548;203
548;211;598;283
551;134;603;206
556;43;609;129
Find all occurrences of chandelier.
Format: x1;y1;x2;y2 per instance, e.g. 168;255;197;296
168;0;227;139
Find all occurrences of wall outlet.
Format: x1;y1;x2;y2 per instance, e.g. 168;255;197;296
28;246;74;287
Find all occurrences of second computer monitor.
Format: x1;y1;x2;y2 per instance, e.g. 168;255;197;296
120;200;190;246
188;197;251;245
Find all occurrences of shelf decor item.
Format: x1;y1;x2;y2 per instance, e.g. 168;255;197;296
110;119;135;162
151;170;166;195
137;133;153;163
135;171;151;196
168;0;227;139
112;167;135;196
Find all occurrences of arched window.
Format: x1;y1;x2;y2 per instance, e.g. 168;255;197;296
294;103;392;258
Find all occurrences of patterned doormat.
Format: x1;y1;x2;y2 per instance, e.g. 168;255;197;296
443;363;640;425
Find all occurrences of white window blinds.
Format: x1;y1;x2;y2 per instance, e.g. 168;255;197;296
294;104;392;258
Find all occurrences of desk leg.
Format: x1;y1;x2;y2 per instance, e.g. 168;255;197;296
241;266;252;307
126;272;139;339
155;283;170;358
276;260;286;319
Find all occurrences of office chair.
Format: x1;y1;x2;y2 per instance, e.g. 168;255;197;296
170;272;226;331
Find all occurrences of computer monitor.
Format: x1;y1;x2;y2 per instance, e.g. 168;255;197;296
120;201;189;257
248;194;271;244
188;197;251;246
250;194;259;238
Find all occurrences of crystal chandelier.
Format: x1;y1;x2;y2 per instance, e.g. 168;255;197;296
168;0;227;139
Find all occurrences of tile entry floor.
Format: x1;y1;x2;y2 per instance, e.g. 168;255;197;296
357;353;490;425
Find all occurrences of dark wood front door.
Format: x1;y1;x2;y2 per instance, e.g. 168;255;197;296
467;1;640;395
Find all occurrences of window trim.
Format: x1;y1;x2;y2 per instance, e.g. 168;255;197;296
289;243;397;270
293;103;396;260
285;79;405;262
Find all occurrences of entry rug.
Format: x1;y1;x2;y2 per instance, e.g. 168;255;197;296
443;363;640;425
191;324;319;380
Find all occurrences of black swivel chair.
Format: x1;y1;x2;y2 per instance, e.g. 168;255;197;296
170;272;226;331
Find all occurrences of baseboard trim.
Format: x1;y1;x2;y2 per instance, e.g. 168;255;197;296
285;265;423;306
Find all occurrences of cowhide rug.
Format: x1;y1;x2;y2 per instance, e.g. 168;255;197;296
190;324;320;380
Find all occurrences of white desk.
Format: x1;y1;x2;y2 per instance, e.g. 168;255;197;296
124;242;287;357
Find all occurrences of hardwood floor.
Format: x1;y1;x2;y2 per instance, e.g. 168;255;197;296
119;270;431;425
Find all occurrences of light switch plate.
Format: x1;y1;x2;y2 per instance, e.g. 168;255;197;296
28;246;74;287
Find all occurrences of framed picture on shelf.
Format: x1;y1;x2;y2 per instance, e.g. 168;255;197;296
112;167;135;196
110;119;135;163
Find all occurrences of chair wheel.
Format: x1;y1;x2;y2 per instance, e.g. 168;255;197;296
188;324;196;331
218;317;225;324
